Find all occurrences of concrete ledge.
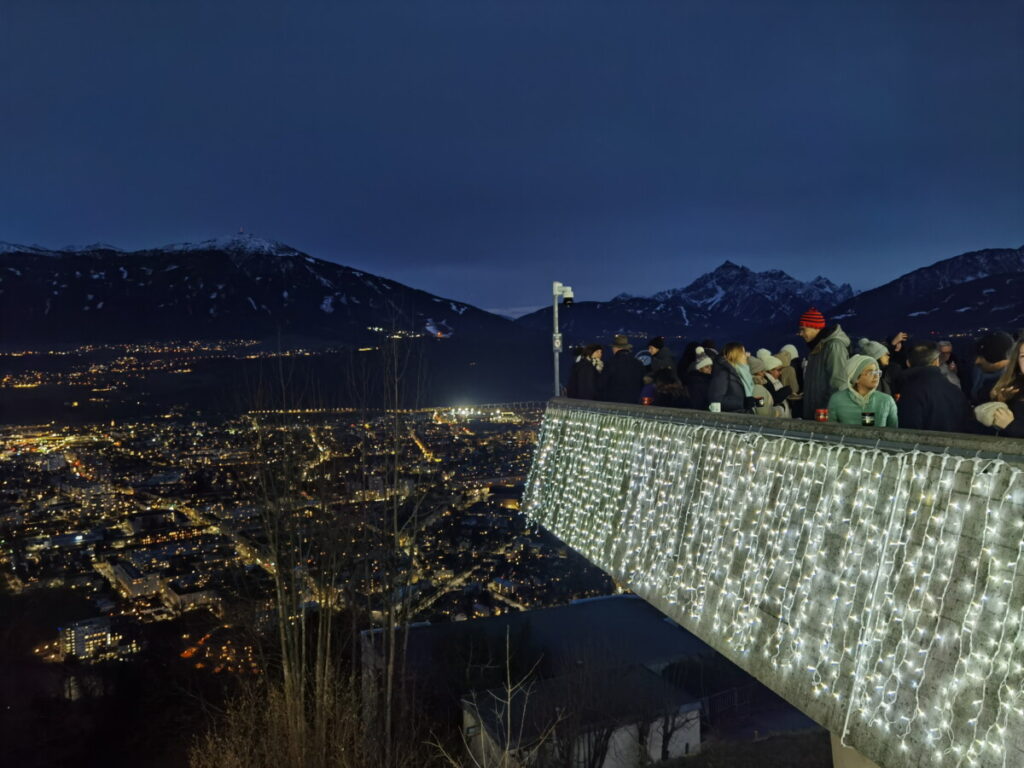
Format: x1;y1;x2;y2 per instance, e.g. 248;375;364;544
551;397;1024;463
524;399;1024;768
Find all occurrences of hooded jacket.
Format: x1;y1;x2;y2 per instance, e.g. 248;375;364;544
826;355;898;427
803;324;851;418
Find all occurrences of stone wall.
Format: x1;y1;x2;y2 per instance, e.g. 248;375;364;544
523;399;1024;768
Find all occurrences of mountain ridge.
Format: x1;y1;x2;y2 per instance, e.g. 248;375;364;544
0;235;515;346
2;237;1022;349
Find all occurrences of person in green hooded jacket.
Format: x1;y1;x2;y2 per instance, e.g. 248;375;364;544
797;307;851;419
826;354;899;427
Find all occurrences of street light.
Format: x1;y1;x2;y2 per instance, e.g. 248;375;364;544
552;281;574;396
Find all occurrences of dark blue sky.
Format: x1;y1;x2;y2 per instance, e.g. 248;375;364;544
3;1;1022;315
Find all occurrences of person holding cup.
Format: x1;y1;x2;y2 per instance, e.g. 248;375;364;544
708;342;754;413
826;354;898;428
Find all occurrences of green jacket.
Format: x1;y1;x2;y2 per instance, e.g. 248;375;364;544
803;325;850;417
826;388;899;427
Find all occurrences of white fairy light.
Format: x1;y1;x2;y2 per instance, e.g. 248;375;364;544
523;403;1024;768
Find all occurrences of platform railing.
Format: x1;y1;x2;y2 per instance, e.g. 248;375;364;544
523;398;1024;768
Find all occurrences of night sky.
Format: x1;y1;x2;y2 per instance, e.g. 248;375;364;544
2;1;1022;316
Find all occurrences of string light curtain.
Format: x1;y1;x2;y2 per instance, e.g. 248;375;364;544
523;402;1024;768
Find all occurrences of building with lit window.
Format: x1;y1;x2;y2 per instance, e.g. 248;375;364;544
60;617;112;659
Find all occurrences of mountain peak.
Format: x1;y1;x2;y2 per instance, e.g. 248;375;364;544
0;241;54;255
711;260;747;273
59;242;123;253
158;233;302;257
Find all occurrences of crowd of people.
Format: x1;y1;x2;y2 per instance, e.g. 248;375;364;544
564;307;1024;439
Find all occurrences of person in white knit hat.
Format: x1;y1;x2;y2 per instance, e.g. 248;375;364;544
774;343;802;416
683;347;714;410
757;349;793;418
747;355;776;417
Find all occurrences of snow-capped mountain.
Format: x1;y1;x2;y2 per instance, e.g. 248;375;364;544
0;234;514;345
824;245;1024;338
649;261;854;320
515;261;854;344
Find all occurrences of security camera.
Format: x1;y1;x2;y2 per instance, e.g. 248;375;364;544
554;282;575;306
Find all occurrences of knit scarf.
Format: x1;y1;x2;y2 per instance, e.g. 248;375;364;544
847;387;872;410
733;362;755;397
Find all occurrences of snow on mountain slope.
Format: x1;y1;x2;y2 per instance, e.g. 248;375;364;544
0;235;513;345
515;261;854;343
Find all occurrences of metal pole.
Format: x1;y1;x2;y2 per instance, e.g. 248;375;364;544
552;286;561;397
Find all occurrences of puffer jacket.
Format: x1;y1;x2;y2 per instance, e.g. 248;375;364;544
827;388;899;427
708;357;750;413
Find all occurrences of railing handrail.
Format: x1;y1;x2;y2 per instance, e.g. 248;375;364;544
549;396;1024;464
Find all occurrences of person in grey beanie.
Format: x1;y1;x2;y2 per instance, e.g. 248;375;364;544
859;337;898;395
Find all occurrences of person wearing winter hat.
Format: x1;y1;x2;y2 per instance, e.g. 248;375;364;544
566;343;603;401
798;307;850;420
987;339;1024;437
646;335;678;381
684;347;714;410
897;341;975;433
676;341;700;379
601;334;646;404
773;343;802;416
858;338;889;363
758;353;784;375
970;331;1014;405
826;354;898;427
757;350;793;418
692;348;713;371
748;355;777;417
858;337;898;395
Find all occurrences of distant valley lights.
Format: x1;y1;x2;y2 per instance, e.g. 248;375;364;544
523;403;1024;768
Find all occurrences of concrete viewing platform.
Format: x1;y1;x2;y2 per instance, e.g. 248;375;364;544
523;398;1024;768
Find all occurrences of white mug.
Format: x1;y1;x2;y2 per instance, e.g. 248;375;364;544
708;402;721;413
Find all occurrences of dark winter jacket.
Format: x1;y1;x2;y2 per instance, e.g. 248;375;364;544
803;325;851;418
897;366;975;434
684;370;712;411
566;358;602;401
649;348;678;380
601;349;646;404
653;389;689;409
998;396;1024;439
708;359;750;413
878;363;901;397
970;363;1006;406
